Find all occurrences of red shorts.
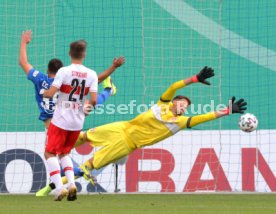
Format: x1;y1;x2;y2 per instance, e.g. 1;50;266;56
46;123;81;155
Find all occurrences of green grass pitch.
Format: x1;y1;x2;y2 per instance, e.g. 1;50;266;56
1;194;276;214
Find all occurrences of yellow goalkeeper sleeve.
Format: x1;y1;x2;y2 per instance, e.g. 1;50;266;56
187;112;217;128
160;80;186;102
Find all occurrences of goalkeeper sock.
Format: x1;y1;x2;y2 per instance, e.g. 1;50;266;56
61;176;68;185
61;176;80;185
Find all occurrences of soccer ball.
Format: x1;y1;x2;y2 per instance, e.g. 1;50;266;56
238;113;258;132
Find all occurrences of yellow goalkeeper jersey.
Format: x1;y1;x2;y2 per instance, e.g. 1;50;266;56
125;80;216;148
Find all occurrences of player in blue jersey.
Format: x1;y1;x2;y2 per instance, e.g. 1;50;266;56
19;30;125;196
19;30;123;130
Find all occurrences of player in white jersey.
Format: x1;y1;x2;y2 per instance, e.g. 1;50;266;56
50;64;98;130
43;40;97;201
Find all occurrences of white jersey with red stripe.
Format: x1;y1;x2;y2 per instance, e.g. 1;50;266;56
51;64;98;130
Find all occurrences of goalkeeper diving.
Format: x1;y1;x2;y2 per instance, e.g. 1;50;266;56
39;66;247;192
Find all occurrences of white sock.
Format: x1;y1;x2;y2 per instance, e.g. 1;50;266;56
46;157;63;190
60;156;75;185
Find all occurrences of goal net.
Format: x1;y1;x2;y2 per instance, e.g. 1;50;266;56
1;0;276;193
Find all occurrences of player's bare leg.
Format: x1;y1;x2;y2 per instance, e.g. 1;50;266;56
44;118;51;130
40;118;52;197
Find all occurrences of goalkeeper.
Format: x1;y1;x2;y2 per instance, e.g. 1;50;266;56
41;66;247;190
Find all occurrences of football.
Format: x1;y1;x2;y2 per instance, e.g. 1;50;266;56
238;113;258;132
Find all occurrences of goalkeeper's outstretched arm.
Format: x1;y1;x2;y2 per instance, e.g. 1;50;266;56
160;66;214;102
186;97;247;128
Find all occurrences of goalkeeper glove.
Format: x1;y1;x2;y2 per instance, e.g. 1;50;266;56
224;96;247;114
192;66;215;85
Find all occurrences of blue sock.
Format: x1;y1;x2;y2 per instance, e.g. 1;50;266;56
97;88;111;105
60;166;84;177
60;166;65;176
73;167;84;176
